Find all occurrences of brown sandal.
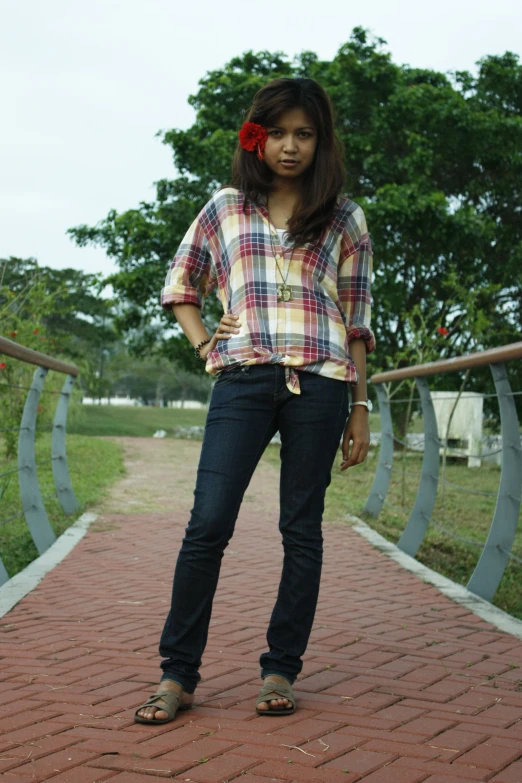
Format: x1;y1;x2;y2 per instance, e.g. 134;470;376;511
134;690;192;724
256;680;296;716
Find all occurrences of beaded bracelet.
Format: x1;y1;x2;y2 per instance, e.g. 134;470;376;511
194;337;212;361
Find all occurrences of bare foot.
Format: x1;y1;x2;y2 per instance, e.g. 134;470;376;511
136;680;193;721
257;674;292;712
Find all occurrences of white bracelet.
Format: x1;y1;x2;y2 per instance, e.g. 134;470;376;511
350;400;373;412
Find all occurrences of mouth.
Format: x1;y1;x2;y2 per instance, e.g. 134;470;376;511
280;159;299;166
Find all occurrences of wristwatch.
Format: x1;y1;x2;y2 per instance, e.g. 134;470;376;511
350;399;373;413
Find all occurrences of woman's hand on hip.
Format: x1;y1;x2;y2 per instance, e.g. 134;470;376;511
199;314;241;361
341;408;370;471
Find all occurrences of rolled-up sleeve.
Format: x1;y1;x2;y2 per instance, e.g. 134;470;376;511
161;214;216;311
337;207;376;354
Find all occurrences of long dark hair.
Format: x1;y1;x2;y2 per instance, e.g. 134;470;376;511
229;77;346;246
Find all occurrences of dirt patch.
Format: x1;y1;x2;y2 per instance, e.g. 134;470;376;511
95;437;281;519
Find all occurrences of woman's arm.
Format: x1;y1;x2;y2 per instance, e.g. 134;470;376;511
348;339;368;403
172;304;211;351
337;206;375;471
340;338;370;471
172;304;241;362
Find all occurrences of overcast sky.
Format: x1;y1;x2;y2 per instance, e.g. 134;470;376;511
1;0;520;281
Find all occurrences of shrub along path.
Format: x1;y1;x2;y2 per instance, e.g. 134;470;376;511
0;437;521;782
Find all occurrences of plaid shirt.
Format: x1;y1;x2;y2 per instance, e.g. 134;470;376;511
161;187;375;395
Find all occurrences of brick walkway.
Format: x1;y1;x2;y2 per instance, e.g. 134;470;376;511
1;438;522;783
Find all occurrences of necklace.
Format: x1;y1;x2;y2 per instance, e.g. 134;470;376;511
267;197;294;302
269;230;294;302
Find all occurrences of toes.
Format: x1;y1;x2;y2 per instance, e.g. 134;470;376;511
257;691;291;712
137;706;168;721
262;699;288;710
269;698;289;710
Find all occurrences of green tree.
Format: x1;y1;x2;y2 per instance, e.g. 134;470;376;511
1;258;116;354
0;257;122;402
106;351;212;405
0;261;63;457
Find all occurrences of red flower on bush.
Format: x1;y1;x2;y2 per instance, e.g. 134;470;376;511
33;328;39;335
0;363;6;370
40;336;46;341
9;331;17;338
238;122;268;161
437;327;449;336
37;405;43;413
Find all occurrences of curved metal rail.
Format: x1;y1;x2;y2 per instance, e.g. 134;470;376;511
0;338;80;583
365;341;522;602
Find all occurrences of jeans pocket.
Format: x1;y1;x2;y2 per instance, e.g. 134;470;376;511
214;364;250;388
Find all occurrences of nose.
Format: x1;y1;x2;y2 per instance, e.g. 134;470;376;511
282;134;298;152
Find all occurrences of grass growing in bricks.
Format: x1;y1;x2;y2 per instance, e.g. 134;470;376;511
0;433;125;577
260;444;522;622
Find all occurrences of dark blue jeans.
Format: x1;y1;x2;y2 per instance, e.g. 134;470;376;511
159;364;349;692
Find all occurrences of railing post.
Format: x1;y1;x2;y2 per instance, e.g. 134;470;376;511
18;367;56;554
467;362;522;600
397;376;440;556
0;558;9;586
52;374;79;515
363;384;393;517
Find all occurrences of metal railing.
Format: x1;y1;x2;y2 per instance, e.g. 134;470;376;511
0;337;79;585
364;341;522;603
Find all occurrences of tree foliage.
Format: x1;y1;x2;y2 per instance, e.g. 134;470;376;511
0;258;210;407
106;353;211;406
1;257;115;358
68;29;522;384
0;257;122;400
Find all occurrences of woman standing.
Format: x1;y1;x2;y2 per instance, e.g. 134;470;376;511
135;77;375;723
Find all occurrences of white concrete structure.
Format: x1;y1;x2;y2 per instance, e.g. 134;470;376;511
167;400;206;409
431;391;484;467
81;396;142;406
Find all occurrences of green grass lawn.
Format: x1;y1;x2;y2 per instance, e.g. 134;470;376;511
69;404;208;437
261;444;522;621
0;434;125;578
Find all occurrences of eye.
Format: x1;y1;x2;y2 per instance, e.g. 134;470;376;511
268;130;282;137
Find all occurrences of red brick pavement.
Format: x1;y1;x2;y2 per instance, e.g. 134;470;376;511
1;438;522;782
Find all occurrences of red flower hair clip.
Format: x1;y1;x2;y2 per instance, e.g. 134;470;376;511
238;122;268;161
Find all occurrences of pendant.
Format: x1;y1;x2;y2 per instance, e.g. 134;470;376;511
277;284;293;302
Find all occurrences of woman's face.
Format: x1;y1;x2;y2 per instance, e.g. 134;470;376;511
263;107;318;183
